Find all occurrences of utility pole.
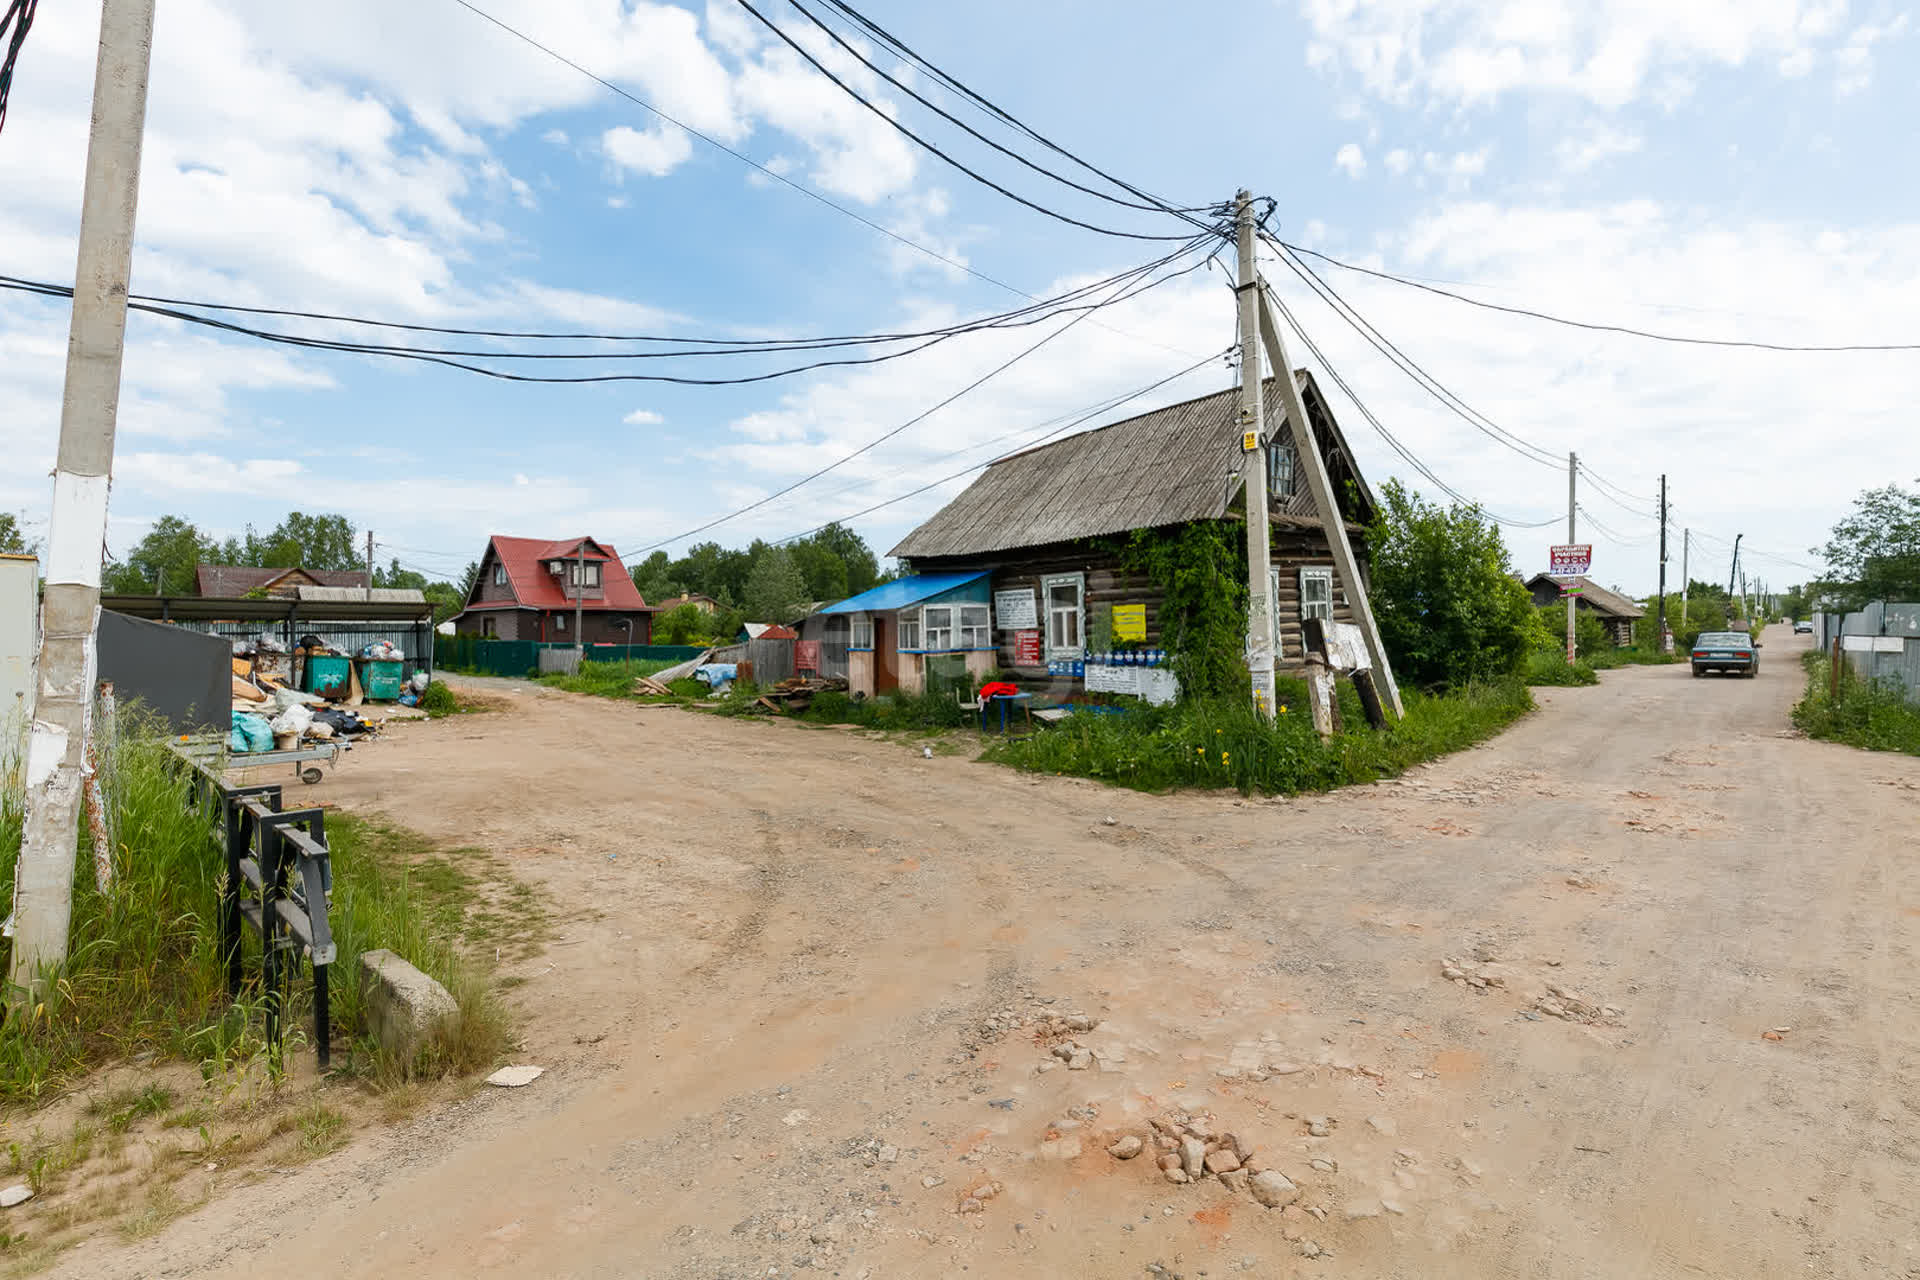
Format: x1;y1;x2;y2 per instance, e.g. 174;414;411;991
574;539;586;656
1681;528;1690;631
1566;452;1578;663
1728;534;1742;602
364;529;373;601
9;0;157;996
1234;191;1277;721
1656;475;1668;651
1254;283;1403;715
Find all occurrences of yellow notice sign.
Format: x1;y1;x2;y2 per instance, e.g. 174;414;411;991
1113;603;1146;642
1242;430;1259;452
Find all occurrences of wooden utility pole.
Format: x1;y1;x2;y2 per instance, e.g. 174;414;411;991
1656;475;1668;651
1566;452;1578;663
1234;192;1277;721
9;0;157;995
1255;283;1403;715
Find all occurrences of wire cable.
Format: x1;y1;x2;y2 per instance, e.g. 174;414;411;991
626;243;1215;554
1277;240;1920;354
1576;505;1656;545
731;0;1207;242
0;0;37;137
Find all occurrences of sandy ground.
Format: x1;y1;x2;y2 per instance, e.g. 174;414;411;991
46;624;1920;1279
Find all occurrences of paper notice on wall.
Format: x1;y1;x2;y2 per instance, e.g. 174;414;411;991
994;589;1037;630
1085;661;1178;706
1014;630;1042;666
1112;603;1146;642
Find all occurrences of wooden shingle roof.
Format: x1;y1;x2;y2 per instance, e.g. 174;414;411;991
891;371;1368;559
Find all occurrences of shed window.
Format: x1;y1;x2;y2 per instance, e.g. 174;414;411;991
1269;441;1295;498
851;615;873;650
493;563;506;586
923;605;955;652
898;612;922;651
1043;573;1085;659
1300;567;1333;622
960;604;991;649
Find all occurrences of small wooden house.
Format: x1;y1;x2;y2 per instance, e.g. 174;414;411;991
822;372;1377;701
1523;573;1644;646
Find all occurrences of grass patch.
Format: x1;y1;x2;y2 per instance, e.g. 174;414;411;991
536;658;679;699
295;1101;348;1157
92;1084;174;1134
984;676;1533;796
796;688;973;732
1586;646;1684;669
1793;651;1920;756
1524;650;1599;686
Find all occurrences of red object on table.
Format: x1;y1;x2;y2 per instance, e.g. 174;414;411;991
978;681;1020;700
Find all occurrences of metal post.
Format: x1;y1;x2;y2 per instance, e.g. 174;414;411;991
8;0;157;996
1566;452;1578;663
1656;475;1668;651
1234;192;1276;721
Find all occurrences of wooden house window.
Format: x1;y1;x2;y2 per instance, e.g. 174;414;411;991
566;561;602;588
898;611;922;651
493;563;506;586
481;615;497;638
923;605;955;652
851;615;874;650
959;604;991;649
1268;441;1295;498
1043;573;1085;659
554;613;567;632
1300;567;1333;622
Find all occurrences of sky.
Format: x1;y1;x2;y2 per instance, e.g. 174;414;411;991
2;0;1915;599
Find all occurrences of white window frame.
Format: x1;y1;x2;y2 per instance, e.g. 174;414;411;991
1268;441;1295;498
851;614;874;650
567;561;602;588
897;611;922;651
1043;572;1086;660
1300;566;1334;623
554;612;568;632
922;604;955;652
492;563;506;586
959;603;991;650
1268;567;1285;659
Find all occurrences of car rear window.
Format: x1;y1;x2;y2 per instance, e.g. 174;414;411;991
1698;633;1749;645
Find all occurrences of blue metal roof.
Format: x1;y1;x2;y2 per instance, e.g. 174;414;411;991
817;571;989;614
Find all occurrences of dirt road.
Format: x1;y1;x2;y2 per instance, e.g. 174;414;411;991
54;626;1920;1278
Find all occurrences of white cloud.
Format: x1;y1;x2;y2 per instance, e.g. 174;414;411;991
1553;122;1643;173
1384;148;1413;175
1834;16;1909;95
1334;143;1368;178
603;123;696;178
624;409;666;425
1300;0;1865;109
542;128;570;146
120;453;302;495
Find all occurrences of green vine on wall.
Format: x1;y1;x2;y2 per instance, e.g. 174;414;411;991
1111;522;1248;702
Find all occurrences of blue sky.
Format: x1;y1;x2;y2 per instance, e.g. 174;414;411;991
3;0;1914;597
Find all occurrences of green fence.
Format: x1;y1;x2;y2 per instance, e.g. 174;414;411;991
435;635;705;677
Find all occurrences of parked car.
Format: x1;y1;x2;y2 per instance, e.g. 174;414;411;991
1794;619;1813;634
1691;631;1759;678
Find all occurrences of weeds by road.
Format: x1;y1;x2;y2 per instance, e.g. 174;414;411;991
984;676;1533;795
1793;651;1920;756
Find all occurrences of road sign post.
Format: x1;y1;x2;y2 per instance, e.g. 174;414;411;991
1550;544;1593;663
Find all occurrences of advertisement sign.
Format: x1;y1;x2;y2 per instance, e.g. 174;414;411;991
1112;603;1146;642
994;588;1037;630
1013;630;1042;666
1550;544;1593;577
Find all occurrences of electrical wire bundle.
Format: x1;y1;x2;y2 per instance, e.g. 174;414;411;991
0;0;38;137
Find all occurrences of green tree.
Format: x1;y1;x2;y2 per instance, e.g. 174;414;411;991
373;558;428;590
671;541;752;603
0;512;32;555
1367;480;1536;688
788;539;849;604
653;602;714;645
1536;601;1612;657
459;560;480;599
629;550;680;603
741;545;808;622
248;511;360;571
792;522;879;597
104;515;215;595
1814;482;1920;610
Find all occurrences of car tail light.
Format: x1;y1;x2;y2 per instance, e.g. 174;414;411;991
1692;650;1706;658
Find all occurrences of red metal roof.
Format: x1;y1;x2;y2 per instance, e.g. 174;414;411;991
484;535;651;611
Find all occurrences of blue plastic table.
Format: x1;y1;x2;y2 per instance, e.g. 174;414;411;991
980;692;1034;733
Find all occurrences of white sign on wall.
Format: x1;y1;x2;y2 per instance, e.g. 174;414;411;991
993;588;1037;631
1084;662;1179;706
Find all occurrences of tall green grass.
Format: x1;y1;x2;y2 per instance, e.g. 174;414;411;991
0;719;506;1104
536;658;680;699
984;676;1533;796
1793;651;1920;756
1524;650;1599;686
798;688;972;732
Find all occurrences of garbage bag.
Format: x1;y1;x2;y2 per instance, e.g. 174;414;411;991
229;710;275;753
271;686;326;712
269;703;313;736
409;670;430;692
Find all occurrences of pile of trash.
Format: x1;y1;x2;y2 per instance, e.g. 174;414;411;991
229;684;379;754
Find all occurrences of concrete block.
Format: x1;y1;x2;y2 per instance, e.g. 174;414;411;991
360;948;457;1060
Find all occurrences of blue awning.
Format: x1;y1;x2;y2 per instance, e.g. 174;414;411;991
817;571;989;615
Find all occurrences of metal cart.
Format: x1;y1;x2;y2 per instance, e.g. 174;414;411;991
169;734;343;786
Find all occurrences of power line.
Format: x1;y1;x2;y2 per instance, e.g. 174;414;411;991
626;241;1215;555
1278;240;1920;354
1576;504;1656;545
0;0;37;137
732;0;1209;242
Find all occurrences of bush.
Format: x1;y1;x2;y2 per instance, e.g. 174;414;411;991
536;658;678;698
1535;602;1613;658
1793;652;1920;756
419;680;459;716
1524;650;1599;686
800;688;972;731
983;676;1532;796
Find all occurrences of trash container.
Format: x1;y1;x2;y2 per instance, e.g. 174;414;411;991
304;655;352;699
359;659;403;702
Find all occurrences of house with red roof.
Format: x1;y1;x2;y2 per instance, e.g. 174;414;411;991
452;535;654;644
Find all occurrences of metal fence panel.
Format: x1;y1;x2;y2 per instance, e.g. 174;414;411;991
744;637;795;684
1830;602;1920;705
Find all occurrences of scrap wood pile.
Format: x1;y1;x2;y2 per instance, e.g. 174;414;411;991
754;675;848;713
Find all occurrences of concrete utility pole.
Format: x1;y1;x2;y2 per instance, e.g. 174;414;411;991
1728;534;1742;601
574;540;586;655
364;529;373;601
1254;283;1403;716
1656;475;1668;651
9;0;157;996
1681;528;1690;631
1233;192;1277;721
1566;452;1578;663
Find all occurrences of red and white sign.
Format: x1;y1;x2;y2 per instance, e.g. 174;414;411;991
1549;544;1593;577
1013;630;1042;666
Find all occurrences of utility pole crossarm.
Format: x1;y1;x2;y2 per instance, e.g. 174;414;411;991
1253;278;1404;716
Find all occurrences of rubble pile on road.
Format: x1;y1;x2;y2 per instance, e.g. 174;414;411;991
1533;983;1624;1024
1439;956;1508;990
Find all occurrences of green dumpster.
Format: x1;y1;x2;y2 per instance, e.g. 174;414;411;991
360;659;404;702
304;655;351;699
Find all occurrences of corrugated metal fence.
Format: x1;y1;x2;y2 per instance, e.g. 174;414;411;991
171;619;431;672
1813;602;1920;705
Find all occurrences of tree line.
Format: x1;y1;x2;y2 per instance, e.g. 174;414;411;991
628;523;888;642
